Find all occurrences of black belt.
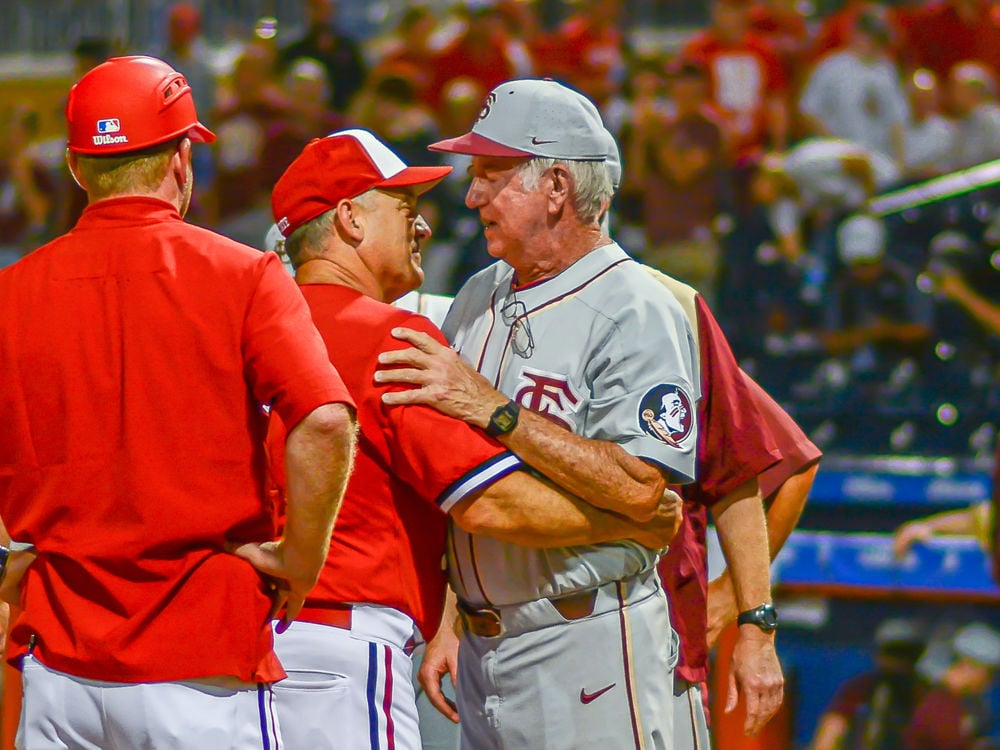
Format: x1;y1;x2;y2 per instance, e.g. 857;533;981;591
458;589;600;638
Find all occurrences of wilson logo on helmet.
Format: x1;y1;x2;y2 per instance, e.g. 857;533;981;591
93;117;128;146
97;118;121;133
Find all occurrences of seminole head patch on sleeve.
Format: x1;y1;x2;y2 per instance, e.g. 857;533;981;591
639;384;694;447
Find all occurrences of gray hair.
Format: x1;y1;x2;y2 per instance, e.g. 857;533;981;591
284;189;379;269
517;158;614;225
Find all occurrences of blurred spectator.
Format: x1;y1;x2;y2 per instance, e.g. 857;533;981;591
902;69;957;179
61;37;114;232
278;0;366;112
902;622;1000;750
72;36;112;79
899;0;1000;81
809;618;928;750
799;8;908;161
750;138;900;260
350;73;439;167
749;0;810;83
0;107;57;266
948;61;1000;169
374;4;438;101
425;3;517;110
624;60;726;302
260;58;348;191
603;56;672;139
821;214;932;374
894;499;993;558
158;2;217;224
213;43;291;220
811;1;904;62
682;0;789;163
541;0;626;107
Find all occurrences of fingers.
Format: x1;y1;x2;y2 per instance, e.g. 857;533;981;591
427;682;460;723
231;543;283;579
742;679;763;735
377;347;433;370
390;327;445;354
418;661;460;723
382;388;434;406
725;672;738;714
374;367;430;386
279;590;306;634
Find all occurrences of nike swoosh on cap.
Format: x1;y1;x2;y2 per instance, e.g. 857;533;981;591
531;137;557;145
580;683;616;704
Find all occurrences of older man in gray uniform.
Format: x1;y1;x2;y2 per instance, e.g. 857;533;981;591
378;79;699;750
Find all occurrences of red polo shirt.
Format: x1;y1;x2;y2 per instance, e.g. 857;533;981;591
0;196;352;683
268;285;521;640
659;296;781;684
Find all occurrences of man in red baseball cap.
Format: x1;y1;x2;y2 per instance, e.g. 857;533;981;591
0;55;358;748
266;128;683;749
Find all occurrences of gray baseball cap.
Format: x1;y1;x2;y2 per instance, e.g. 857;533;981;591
952;622;1000;669
429;78;608;161
604;128;621;189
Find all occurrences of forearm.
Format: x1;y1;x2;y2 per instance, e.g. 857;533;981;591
763;463;818;556
452;470;670;548
497;407;667;521
714;463;817;597
951;286;1000;336
282;403;357;580
712;479;772;611
910;507;979;536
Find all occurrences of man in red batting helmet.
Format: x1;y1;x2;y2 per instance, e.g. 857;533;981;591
0;55;358;748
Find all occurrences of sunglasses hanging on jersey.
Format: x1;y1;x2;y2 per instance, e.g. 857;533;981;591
501;288;535;358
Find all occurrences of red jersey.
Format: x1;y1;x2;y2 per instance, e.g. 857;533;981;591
543;16;625;104
0;196;352;683
743;373;822;500
426;33;516;109
659;296;782;683
268;285;521;640
897;0;1000;79
681;31;787;159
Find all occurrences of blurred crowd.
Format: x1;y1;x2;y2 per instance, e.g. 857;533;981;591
2;0;1000;457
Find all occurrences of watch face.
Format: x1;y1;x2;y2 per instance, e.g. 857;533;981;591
495;410;517;432
761;607;778;629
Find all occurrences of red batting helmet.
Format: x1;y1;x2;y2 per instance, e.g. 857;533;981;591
66;55;216;155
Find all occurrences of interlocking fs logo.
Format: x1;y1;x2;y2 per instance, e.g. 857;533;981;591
514;368;579;431
639;384;694;447
478;92;497;122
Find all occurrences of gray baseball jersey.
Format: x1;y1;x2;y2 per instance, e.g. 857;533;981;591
442;242;700;607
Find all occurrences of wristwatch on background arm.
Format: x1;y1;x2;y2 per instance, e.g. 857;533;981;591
0;545;9;583
737;603;779;633
485;400;521;438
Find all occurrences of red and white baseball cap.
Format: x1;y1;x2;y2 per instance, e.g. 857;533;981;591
429;79;608;161
272;129;452;237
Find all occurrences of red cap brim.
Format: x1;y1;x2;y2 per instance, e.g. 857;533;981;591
377;165;453;194
429;131;531;157
188;121;216;144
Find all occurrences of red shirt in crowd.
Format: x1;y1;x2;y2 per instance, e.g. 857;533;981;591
749;3;810;81
540;16;625;105
903;686;981;750
898;0;1000;79
658;295;782;684
267;285;522;640
0;196;352;683
681;31;787;160
425;32;516;110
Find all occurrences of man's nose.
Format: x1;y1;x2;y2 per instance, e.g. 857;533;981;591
466;178;485;209
415;214;432;240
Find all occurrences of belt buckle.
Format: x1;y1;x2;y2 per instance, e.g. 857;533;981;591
460;603;504;638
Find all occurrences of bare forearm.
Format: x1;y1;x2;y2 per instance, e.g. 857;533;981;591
951;286;1000;336
712;478;772;611
498;407;667;521
283;403;357;580
763;463;818;556
453;470;675;549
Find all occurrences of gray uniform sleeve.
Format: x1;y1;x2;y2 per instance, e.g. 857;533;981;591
584;293;700;483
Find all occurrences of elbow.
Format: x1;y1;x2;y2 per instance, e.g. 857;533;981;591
450;495;514;537
628;474;667;523
302;402;358;459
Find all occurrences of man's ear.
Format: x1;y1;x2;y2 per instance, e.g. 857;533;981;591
65;149;86;191
173;137;192;186
335;198;365;244
547;164;572;215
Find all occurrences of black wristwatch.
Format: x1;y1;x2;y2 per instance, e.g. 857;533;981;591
737;603;778;633
485;400;521;438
